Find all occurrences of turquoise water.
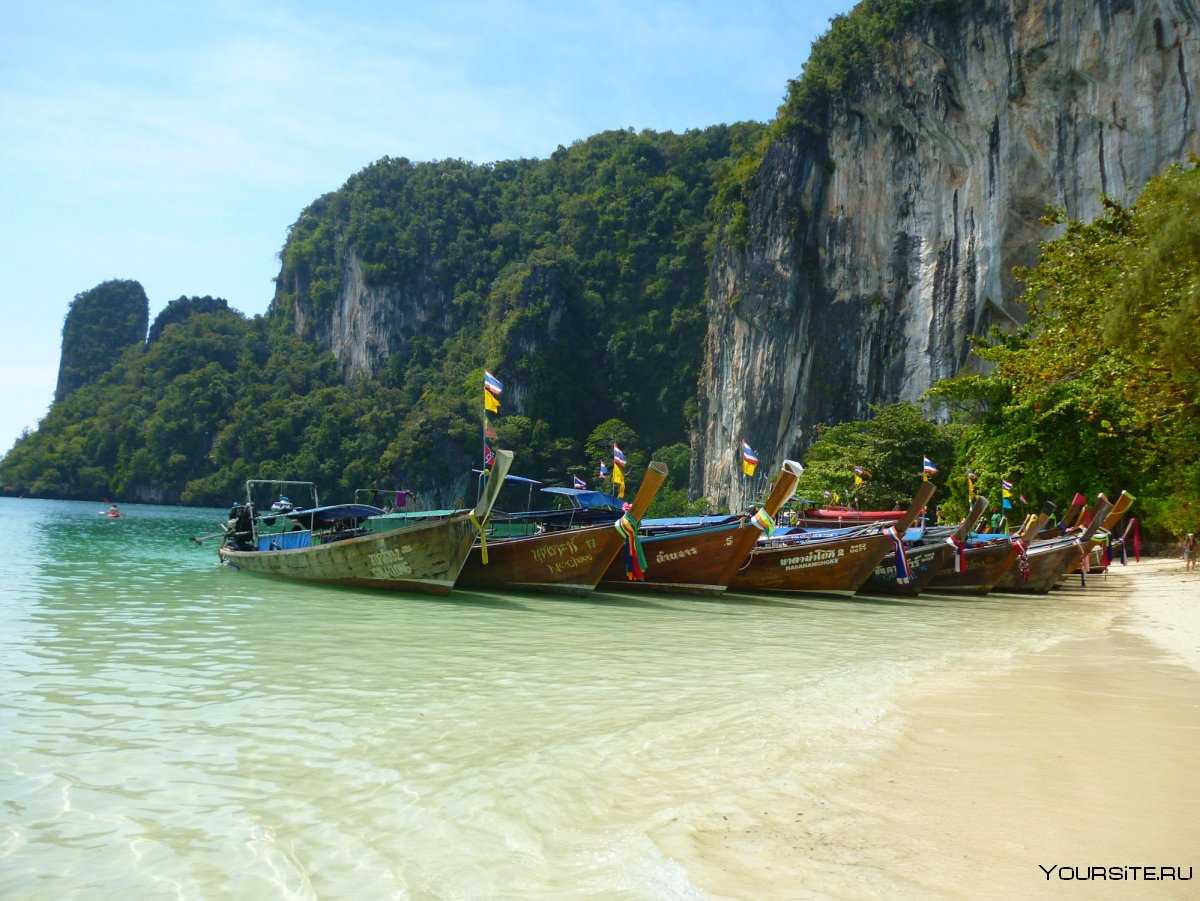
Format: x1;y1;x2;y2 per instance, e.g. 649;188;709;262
0;498;1120;898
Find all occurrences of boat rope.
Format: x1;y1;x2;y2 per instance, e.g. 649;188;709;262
469;512;489;565
613;513;647;581
886;526;910;585
1014;538;1030;582
945;535;968;572
749;508;776;533
1076;538;1088;587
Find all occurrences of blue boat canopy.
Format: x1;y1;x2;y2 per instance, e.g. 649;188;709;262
287;504;384;525
539;487;625;510
640;515;740;529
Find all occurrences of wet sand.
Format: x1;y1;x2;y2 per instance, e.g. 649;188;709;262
687;560;1200;899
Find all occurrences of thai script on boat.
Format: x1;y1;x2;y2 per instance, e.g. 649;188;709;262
545;553;595;575
531;536;597;563
779;542;868;572
656;546;698;564
367;544;415;578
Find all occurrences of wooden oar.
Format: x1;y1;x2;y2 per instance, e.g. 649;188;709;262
1101;490;1135;530
627;461;669;520
191;524;238;544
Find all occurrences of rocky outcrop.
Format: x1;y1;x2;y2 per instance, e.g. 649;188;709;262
54;279;149;402
694;0;1200;508
283;249;455;380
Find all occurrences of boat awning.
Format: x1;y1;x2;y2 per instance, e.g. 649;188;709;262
287;504;384;525
540;487;625;510
472;470;542;485
966;532;1012;544
640;515;740;529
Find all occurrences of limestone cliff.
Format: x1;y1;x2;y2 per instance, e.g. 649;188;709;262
54;279;149;402
694;0;1200;508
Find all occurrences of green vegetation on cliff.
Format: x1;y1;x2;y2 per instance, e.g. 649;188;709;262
277;125;764;455
53;280;149;403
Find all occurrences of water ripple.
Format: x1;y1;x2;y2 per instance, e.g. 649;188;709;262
0;497;1121;898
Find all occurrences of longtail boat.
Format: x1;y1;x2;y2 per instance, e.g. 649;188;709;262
859;495;988;597
456;462;668;595
993;497;1112;594
1038;492;1087;538
728;482;936;597
923;498;1022;596
598;461;803;595
1063;490;1135;576
217;450;514;594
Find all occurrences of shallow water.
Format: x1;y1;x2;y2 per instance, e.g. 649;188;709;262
0;498;1123;898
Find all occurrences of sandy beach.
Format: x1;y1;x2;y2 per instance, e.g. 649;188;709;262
688;559;1200;899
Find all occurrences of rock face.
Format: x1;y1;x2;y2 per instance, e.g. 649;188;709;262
693;0;1200;508
54;279;149;402
281;248;456;381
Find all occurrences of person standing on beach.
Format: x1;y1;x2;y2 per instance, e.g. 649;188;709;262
1185;533;1197;571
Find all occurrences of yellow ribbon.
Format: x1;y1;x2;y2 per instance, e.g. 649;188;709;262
469;512;489;565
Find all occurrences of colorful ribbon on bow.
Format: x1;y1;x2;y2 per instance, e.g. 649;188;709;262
614;513;647;581
1014;538;1030;582
887;526;910;585
945;535;968;572
749;508;776;533
469;511;489;565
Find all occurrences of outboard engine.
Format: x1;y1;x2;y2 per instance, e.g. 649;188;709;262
224;503;256;550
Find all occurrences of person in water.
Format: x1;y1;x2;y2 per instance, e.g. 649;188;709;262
106;504;121;518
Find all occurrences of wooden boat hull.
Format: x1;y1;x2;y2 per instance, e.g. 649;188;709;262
858;542;952;597
457;524;624;596
728;532;893;596
599;521;757;594
218;514;476;595
1064;540;1106;574
926;541;1017;595
993;540;1081;594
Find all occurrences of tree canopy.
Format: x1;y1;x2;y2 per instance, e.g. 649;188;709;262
930;162;1200;536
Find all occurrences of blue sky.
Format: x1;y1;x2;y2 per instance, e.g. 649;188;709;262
0;0;852;454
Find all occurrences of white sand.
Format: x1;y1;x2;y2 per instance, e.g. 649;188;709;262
1119;557;1200;670
684;561;1200;900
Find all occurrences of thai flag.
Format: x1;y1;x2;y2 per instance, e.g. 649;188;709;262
923;456;938;475
613;444;626;467
741;440;758;465
1001;479;1013;491
484;370;503;397
573;475;587;489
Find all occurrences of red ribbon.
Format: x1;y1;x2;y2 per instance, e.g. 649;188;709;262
1014;539;1030;583
945;535;968;572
